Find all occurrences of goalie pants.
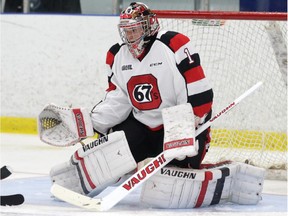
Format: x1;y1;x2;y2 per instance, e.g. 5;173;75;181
112;113;209;169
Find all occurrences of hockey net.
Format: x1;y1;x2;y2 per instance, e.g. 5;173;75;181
155;11;287;180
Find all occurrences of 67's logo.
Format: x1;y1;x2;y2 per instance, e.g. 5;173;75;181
127;74;162;110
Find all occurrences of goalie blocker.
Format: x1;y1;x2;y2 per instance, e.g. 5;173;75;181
140;161;265;208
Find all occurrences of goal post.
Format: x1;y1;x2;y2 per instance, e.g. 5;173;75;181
154;10;287;179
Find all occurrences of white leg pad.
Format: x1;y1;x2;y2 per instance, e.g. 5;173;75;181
140;162;265;208
50;131;137;196
229;163;265;205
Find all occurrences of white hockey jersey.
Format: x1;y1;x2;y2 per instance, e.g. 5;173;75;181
91;30;213;135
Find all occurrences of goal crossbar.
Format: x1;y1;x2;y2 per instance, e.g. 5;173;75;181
153;10;287;21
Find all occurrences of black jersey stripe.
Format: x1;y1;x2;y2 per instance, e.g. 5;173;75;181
106;43;121;68
109;43;121;56
158;31;190;53
177;53;201;75
158;31;179;51
188;89;214;107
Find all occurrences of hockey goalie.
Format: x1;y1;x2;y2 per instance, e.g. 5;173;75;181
38;2;265;209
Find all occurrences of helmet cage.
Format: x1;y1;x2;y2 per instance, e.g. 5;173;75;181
118;2;160;58
118;19;149;58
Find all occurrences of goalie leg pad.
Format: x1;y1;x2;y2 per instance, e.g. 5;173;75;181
229;163;265;205
140;162;265;208
50;131;137;196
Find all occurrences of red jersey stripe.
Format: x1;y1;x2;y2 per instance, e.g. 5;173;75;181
193;102;213;117
106;82;116;92
106;51;115;68
184;66;205;83
169;33;190;52
146;124;163;131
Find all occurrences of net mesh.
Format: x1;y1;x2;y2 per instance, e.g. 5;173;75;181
158;16;287;177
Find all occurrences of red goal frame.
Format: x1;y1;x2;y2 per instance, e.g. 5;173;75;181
153;10;287;21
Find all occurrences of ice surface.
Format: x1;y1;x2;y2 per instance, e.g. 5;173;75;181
0;133;287;216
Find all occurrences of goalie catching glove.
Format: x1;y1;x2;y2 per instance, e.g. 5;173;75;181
38;103;94;146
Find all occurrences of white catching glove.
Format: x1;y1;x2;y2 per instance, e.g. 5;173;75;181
38;103;94;147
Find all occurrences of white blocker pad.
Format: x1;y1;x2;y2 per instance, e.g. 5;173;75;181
162;103;198;161
140;161;265;208
38;103;94;147
50;131;137;196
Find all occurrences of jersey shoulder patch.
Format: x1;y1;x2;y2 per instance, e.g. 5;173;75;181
106;43;121;68
157;31;190;53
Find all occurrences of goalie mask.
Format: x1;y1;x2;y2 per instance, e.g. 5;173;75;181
118;2;160;58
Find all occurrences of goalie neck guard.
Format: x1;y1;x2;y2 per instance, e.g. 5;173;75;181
118;2;160;58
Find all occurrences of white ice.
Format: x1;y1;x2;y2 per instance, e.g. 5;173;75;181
0;133;287;216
